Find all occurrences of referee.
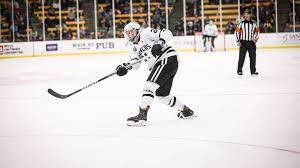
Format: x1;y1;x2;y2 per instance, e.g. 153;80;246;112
235;9;259;76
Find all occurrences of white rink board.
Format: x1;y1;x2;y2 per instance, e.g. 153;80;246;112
0;32;300;58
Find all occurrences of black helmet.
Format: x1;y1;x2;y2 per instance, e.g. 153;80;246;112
243;9;251;14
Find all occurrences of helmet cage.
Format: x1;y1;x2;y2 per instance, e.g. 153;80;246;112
123;22;140;42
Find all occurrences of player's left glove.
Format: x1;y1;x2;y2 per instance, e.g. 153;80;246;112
116;63;132;76
151;44;163;57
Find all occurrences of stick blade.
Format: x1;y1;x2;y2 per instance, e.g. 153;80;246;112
47;88;68;99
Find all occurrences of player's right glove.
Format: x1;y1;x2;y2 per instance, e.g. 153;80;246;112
151;44;163;57
116;63;131;76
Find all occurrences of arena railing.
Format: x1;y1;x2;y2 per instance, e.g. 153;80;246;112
0;0;299;43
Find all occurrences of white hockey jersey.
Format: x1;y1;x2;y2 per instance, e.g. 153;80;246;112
204;24;218;37
127;27;176;70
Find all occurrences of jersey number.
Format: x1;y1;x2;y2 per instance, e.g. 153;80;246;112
150;29;158;33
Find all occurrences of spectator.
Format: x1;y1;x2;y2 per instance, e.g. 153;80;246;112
193;17;202;33
287;12;293;24
67;10;76;21
13;0;20;16
153;5;161;16
30;28;39;41
137;5;144;14
49;7;56;17
142;19;148;28
187;21;194;35
174;21;184;36
259;6;266;23
283;22;293;32
52;1;59;9
118;19;126;31
240;3;246;14
225;19;235;34
122;1;130;14
98;28;106;38
152;13;161;29
49;30;59;40
80;25;86;39
62;24;72;40
107;27;113;38
263;19;273;33
104;11;112;30
10;23;18;37
45;17;51;29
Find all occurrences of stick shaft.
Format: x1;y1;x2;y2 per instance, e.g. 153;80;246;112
48;59;143;99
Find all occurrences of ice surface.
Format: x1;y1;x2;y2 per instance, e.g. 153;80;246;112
0;49;299;168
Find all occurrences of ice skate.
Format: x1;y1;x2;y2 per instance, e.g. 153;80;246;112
210;46;215;52
127;106;149;126
251;72;259;77
177;105;196;119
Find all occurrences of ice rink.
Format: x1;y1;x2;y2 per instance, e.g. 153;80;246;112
0;48;299;168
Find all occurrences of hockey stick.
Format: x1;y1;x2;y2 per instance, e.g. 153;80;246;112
47;59;143;99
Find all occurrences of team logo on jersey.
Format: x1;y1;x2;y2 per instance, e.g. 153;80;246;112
133;47;137;52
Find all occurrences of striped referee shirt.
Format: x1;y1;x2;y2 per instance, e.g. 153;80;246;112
235;20;260;42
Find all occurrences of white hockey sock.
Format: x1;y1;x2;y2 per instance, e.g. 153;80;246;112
157;95;184;111
140;82;159;109
140;96;154;109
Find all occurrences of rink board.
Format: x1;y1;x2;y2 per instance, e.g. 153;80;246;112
0;32;299;59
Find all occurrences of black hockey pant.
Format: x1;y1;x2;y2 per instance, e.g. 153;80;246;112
203;35;216;48
147;56;178;97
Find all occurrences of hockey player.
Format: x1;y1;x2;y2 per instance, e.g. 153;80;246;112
203;20;218;52
116;22;196;126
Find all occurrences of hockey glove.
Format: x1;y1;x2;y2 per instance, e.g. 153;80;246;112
116;63;132;76
151;44;163;57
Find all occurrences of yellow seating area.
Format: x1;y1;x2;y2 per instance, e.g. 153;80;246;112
1;15;9;39
98;2;161;10
187;0;272;31
1;0;299;41
37;16;84;20
0;1;10;38
98;2;173;24
1;29;9;34
289;24;300;28
33;6;85;37
34;10;84;17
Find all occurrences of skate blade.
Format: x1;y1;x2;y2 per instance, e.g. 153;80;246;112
127;120;147;127
179;115;197;120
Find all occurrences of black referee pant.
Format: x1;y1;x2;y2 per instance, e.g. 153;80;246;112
238;40;256;74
